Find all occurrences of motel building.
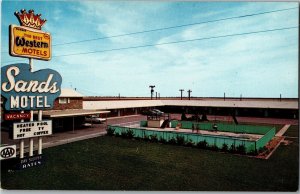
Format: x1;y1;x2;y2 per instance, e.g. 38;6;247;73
2;88;299;128
1;88;298;135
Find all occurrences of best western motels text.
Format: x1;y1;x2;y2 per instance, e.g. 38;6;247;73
9;25;51;60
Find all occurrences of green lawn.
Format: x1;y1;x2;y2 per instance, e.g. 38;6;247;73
284;125;299;137
1;135;298;191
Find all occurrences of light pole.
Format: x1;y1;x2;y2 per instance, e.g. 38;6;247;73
187;89;192;100
149;85;155;100
179;89;184;100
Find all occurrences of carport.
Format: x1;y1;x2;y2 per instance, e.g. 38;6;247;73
40;109;110;133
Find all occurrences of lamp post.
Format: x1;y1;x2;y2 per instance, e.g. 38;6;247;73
179;89;184;100
187;89;192;100
149;85;155;100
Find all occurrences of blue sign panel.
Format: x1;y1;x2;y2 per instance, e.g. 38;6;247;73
1;63;62;110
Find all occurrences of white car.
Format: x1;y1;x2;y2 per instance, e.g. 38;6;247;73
85;115;106;123
152;109;164;115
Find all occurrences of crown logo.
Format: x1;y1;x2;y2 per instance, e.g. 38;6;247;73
14;9;47;30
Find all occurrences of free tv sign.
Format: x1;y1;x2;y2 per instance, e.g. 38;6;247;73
1;63;62;110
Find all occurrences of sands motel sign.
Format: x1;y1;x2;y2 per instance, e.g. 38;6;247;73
1;9;62;169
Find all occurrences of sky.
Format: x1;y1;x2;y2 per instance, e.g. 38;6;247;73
1;1;299;97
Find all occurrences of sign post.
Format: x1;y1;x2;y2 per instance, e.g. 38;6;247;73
1;9;62;169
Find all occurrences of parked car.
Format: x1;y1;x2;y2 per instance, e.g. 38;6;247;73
85;115;106;123
141;110;157;116
152;109;164;115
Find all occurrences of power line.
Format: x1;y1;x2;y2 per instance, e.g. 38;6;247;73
51;7;297;46
50;26;299;57
1;6;297;53
2;26;297;64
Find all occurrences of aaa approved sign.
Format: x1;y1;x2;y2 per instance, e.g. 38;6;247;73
0;145;17;160
13;120;52;139
9;25;51;60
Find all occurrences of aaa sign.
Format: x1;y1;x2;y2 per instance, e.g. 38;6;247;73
9;25;51;61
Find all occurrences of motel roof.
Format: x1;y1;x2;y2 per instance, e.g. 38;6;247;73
83;99;298;110
59;88;83;98
41;109;110;118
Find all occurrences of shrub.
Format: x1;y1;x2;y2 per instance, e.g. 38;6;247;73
236;144;246;154
197;140;207;149
159;138;167;144
176;135;185;145
121;131;127;138
106;127;115;136
229;144;236;153
186;139;194;147
121;129;134;139
149;134;158;143
221;143;228;152
210;144;219;151
168;137;177;145
115;132;120;137
144;135;150;141
126;129;134;139
247;150;258;156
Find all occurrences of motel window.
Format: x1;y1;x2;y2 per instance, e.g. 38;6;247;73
59;97;70;104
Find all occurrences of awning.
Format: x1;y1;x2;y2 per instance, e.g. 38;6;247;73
37;109;110;118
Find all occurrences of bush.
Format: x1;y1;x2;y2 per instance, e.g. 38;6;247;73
221;143;228;152
236;144;246;154
121;131;127;138
121;129;134;139
115;132;120;137
209;144;219;151
149;134;158;143
159;138;167;144
186;139;194;147
168;137;177;145
229;144;236;153
197;140;207;149
176;135;185;145
126;129;134;139
106;127;115;136
247;150;258;156
144;135;150;142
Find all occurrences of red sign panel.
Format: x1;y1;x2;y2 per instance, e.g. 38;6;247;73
4;113;31;121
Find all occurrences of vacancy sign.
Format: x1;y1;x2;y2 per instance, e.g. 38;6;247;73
13;120;52;139
5;112;31;120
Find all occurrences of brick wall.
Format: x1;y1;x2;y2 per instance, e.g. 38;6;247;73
53;97;83;110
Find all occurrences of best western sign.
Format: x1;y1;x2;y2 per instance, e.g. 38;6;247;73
13;120;52;139
9;25;51;60
1;63;62;110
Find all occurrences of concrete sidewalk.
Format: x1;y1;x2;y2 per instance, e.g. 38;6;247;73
276;124;291;137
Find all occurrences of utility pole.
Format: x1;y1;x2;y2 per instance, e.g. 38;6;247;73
156;92;157;99
280;94;282;101
187;89;192;100
179;89;184;100
149;85;155;100
224;92;225;101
